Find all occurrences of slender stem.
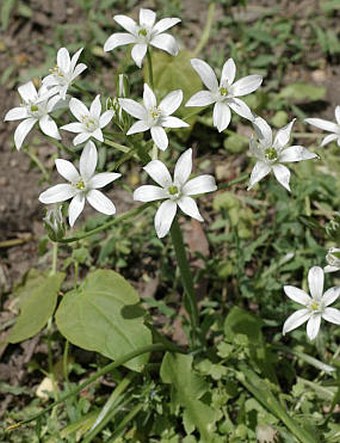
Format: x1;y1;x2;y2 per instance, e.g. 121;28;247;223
104;138;130;153
63;340;70;384
146;49;154;89
25;148;49;181
218;173;249;190
6;343;171;431
192;2;216;57
0;235;33;248
170;218;199;347
108;403;144;442
51;242;58;275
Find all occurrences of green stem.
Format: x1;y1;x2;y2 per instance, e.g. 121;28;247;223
108;402;144;442
104;138;130;153
146;49;154;89
6;343;170;432
170;218;199;347
25;148;49;181
192;2;216;57
217;173;249;190
51;242;58;275
63;340;70;385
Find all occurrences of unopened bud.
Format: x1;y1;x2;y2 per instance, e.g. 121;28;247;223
117;73;129;98
324;247;340;273
43;205;65;242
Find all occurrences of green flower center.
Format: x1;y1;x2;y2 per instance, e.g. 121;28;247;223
82;116;97;131
168;185;179;196
30;104;39;112
50;65;64;77
265;147;278;161
219;87;229;96
309;300;320;311
150;107;161;121
75;179;86;190
138;28;148;37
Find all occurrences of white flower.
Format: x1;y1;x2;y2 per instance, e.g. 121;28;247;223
324;247;340;273
305;106;340;147
133;148;217;238
283;266;340;340
42;47;87;100
103;8;181;68
39;141;121;226
61;95;114;145
119;84;188;151
248;117;317;191
4;81;61;150
185;58;262;132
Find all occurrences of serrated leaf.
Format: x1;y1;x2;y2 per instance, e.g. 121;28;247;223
55;270;152;371
8;272;65;343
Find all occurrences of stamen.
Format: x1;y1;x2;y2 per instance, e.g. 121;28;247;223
168;185;179;196
75;179;86;190
265;147;278;161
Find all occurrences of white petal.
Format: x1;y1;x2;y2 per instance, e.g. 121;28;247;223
253;116;272;147
99;110;114;128
155;200;177;238
143;83;157;109
104;33;136;52
18;81;37;102
69;97;89;121
4;107;28;121
133;185;167;202
282;309;310;335
88;172;121;189
90;95;102;119
230;74;262;97
213;102;231;132
274;120;295;149
228;98;253;120
324;265;340;273
320;134;338;147
86;189;116;215
247;161;271;189
162;116;189;128
14;118;36;150
182;175;217;196
174;149;192;186
322;287;340;306
39;115;61;140
178;196;203;221
39;184;76;204
221;58;236;85
335;106;340;124
57;47;71;72
322;307;340;325
71;63;87;80
153;17;181;35
114;14;137;34
119;98;147;120
185;91;215;107
150;34;179;56
159;90;183;115
68;194;86;226
61;122;84;133
144;160;172;187
272;164;291;192
190;59;218;91
151;126;168;151
80;140;98;179
308;266;324;299
306;315;321;340
70;47;84;71
131;43;147;68
305;117;339;134
127;120;150;135
283;285;310;306
73;132;91;145
279;145;317;163
55;159;80;183
92;128;104;142
139;8;156;27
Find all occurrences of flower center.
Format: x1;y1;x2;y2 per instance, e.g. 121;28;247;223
149;107;162;124
168;185;179;195
138;28;148;37
75;179;86;190
219;86;229;96
265;147;278;161
28;103;42;117
309;300;323;313
30;104;39;112
50;65;64;78
81;115;98;132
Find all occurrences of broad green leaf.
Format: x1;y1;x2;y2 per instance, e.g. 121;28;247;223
278;83;326;103
8;272;65;343
55;270;152;371
160;353;219;440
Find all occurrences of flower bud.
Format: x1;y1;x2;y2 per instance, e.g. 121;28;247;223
43;205;65;242
117;73;129;98
325;247;340;273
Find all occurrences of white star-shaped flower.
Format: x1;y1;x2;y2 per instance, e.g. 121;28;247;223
185;58;262;132
61;95;114;145
42;47;87;100
324;247;340;273
305;106;340;147
248;117;317;191
39;141;121;226
283;266;340;340
133;148;217;238
4;81;61;150
103;8;181;68
119;83;189;151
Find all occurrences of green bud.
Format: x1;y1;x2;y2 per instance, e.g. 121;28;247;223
43;205;65;242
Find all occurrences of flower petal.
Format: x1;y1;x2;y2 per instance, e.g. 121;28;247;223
335;106;340;124
39;184;76;204
322;287;340;306
150;34;179;56
104;33;136;52
143;83;157;109
213;102;231;132
88;172;121;189
114;14;137;34
127;120;150;135
61;122;84;133
144;160;172;187
71;63;87;81
90;95;102;119
159;90;183;115
131;43;147;68
139;8;156;27
153;17;181;35
228;98;253;120
322;307;340;325
4;107;28;121
320;133;338;147
324;265;340;273
178;196;203;221
99;110;114;128
279;145;317;163
57;47;71;72
305;117;339;134
282;309;310;335
133;185;167;202
154;199;177;238
230;74;262;97
308;266;324;300
185;90;215;107
119;98;147;120
79;141;98;180
70;47;84;71
306;315;321;340
253;116;272;147
272;164;291;192
247;161;271;190
174;149;192;186
283;285;310;306
74;132;91;145
69;97;89;121
55;159;80;183
39;115;61;140
273;120;295;149
190;59;218;91
221;58;236;85
162;116;189;128
18;81;37;102
182;175;217;195
151;126;168;150
14;118;36;150
86;189;116;215
68;194;86;226
91;127;104;142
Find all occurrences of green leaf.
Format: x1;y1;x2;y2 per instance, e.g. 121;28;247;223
8;272;65;343
160;353;219;440
1;0;16;31
55;270;152;371
278;83;326;103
